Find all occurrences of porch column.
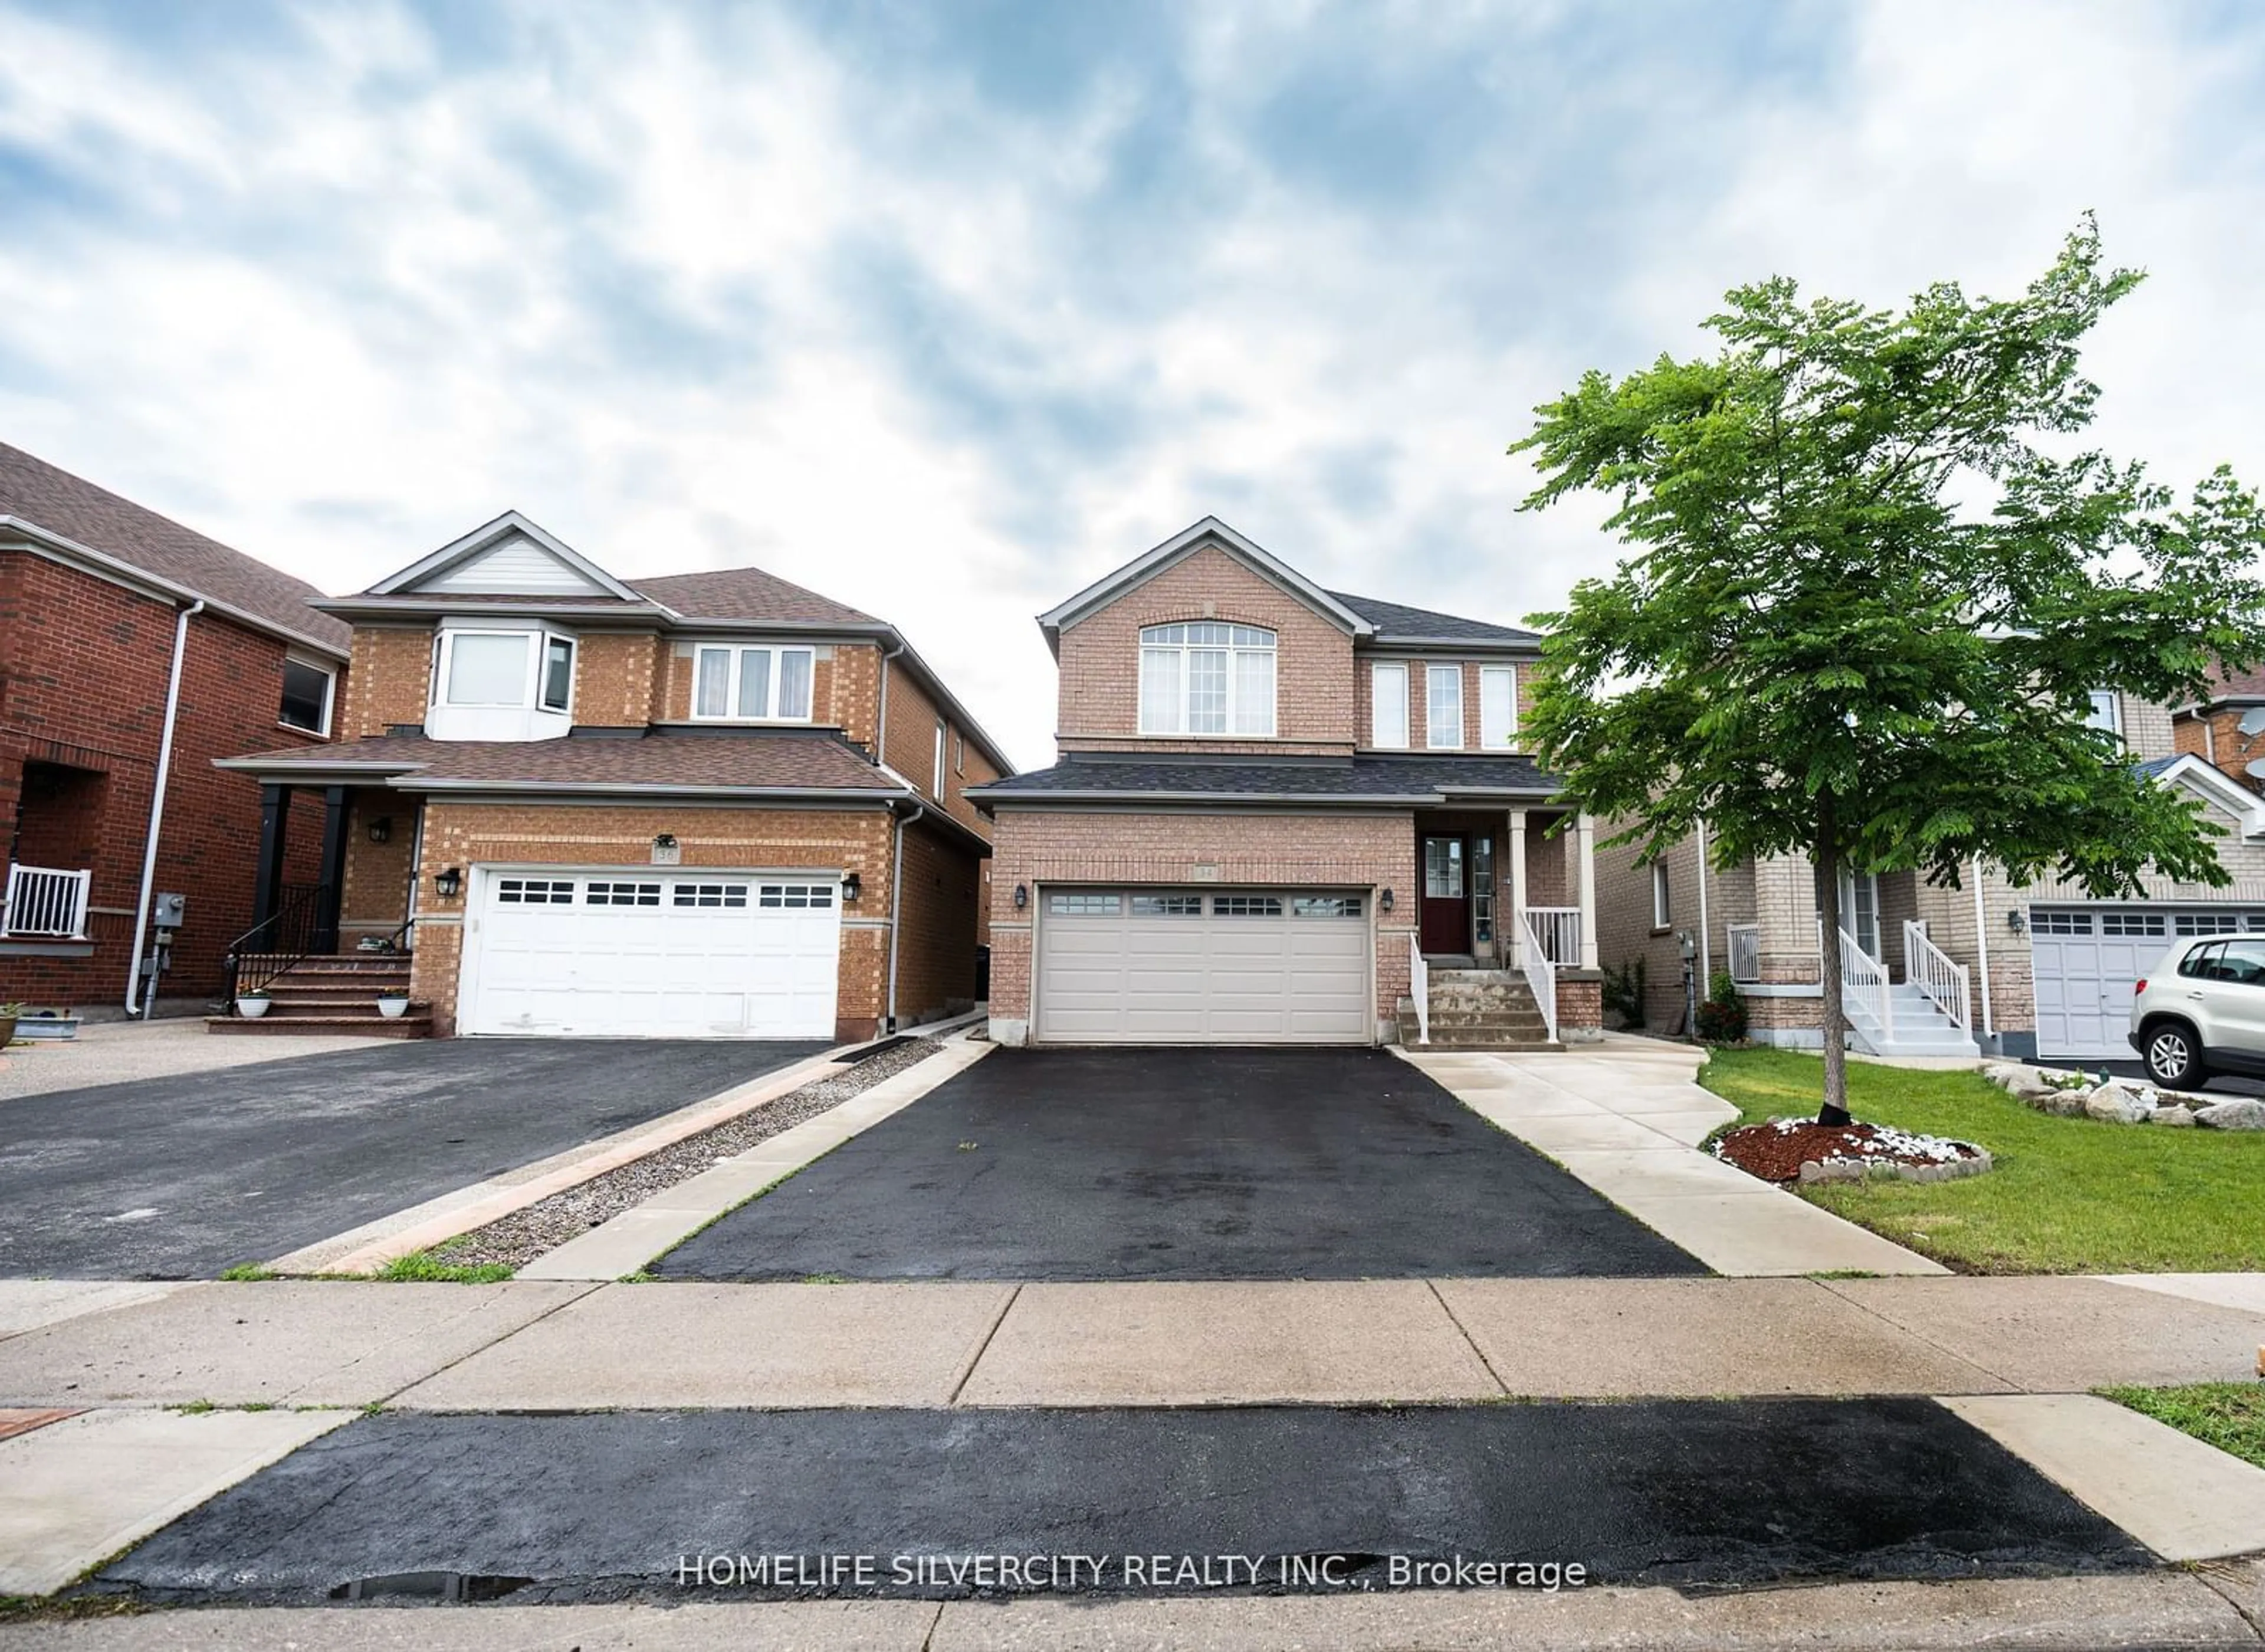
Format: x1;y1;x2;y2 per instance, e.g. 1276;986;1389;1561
1507;809;1528;968
313;784;350;955
252;784;291;934
1576;812;1599;969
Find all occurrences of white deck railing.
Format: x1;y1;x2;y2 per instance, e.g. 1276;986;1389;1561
1520;909;1560;1043
1726;922;1761;984
1408;932;1430;1045
1524;906;1582;965
1903;919;1972;1032
1837;924;1892;1041
2;864;91;940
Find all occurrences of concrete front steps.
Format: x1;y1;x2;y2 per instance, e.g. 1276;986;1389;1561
1396;968;1563;1052
206;955;434;1038
1846;981;1980;1059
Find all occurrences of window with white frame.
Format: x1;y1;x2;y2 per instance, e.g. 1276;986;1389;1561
2084;689;2122;737
1138;623;1275;736
278;658;336;734
933;721;947;796
1371;662;1409;748
692;645;815;721
540;636;575;712
1426;664;1463;748
442;631;534;707
1652;862;1672;929
1479;665;1516;750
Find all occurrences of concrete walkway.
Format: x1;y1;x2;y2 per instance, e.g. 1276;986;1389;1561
1399;1040;1949;1276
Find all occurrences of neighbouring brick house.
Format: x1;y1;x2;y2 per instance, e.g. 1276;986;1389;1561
1595;689;2265;1062
216;511;1007;1042
0;443;346;1013
968;517;1603;1049
2173;664;2265;795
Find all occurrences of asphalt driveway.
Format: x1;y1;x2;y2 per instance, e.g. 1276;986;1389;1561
0;1039;829;1279
657;1047;1707;1282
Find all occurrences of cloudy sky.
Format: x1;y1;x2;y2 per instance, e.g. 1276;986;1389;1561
1;1;2259;767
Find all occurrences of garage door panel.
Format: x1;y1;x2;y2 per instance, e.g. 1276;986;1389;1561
465;872;839;1039
2030;906;2259;1059
1035;889;1369;1045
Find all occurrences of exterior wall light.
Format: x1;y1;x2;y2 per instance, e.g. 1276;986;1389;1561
1380;888;1394;913
842;871;862;903
366;816;392;845
1014;883;1029;910
2007;908;2027;934
434;866;463;900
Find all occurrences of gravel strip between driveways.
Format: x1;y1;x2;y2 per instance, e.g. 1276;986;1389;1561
436;1038;946;1272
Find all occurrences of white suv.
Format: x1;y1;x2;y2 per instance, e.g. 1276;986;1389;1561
2129;934;2265;1090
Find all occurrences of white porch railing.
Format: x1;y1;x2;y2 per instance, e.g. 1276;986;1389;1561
2;864;92;939
1520;910;1560;1043
1837;925;1892;1041
1408;932;1430;1045
1524;906;1582;965
1726;922;1761;984
1903;919;1972;1032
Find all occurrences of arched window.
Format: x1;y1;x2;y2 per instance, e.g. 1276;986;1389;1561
1138;622;1276;736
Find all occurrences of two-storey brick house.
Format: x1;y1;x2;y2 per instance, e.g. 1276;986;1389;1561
969;517;1603;1048
0;443;346;1013
217;511;1009;1042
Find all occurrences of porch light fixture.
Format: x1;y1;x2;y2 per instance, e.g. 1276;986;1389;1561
434;866;463;900
1380;888;1394;913
366;816;392;845
841;871;862;904
1014;883;1029;910
653;833;678;851
2008;908;2027;935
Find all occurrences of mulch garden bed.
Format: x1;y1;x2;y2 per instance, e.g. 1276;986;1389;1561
1713;1118;1990;1186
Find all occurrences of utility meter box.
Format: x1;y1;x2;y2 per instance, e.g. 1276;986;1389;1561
152;892;187;930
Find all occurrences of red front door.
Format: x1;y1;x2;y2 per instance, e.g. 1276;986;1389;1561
1419;835;1470;955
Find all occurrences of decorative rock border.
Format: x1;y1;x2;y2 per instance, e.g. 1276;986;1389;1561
1978;1062;2264;1129
1797;1149;1992;1185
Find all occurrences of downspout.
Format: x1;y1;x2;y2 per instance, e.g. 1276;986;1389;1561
885;799;928;1032
1971;856;1995;1045
1694;818;1711;988
874;636;906;764
126;599;203;1014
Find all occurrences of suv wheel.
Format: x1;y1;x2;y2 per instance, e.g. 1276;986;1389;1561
2144;1022;2205;1091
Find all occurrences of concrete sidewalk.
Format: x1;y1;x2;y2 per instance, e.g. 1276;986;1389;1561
1401;1040;1949;1276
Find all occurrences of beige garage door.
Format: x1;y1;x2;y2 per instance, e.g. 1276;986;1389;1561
1035;889;1371;1045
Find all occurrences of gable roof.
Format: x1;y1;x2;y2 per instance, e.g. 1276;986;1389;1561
2150;752;2265;835
1327;590;1541;647
0;442;349;655
367;511;648;602
1036;517;1373;653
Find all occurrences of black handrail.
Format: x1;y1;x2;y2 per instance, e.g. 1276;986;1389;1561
224;881;331;1006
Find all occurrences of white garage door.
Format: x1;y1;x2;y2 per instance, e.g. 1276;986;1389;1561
1035;888;1370;1045
2030;906;2263;1059
463;871;840;1038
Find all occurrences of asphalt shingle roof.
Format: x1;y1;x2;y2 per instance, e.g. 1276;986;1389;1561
1326;590;1541;646
0;442;350;651
629;567;880;626
227;730;904;793
973;752;1560;802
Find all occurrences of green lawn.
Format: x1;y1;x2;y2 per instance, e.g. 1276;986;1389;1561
2100;1383;2265;1470
1698;1047;2265;1274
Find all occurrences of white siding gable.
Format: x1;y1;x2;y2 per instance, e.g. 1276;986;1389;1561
421;534;610;596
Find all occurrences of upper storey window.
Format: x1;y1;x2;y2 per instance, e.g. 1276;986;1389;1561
438;629;576;712
694;644;815;721
1138;622;1275;737
278;658;335;735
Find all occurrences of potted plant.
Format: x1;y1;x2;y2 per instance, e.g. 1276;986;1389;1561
0;1001;20;1047
376;990;411;1020
235;987;272;1019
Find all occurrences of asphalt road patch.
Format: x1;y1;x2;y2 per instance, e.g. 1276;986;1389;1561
95;1398;2149;1605
655;1047;1707;1280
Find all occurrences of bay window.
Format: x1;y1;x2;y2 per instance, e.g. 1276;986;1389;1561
443;632;534;706
1138;623;1275;736
694;644;815;721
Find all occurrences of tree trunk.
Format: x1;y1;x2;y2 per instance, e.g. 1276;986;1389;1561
1816;798;1853;1128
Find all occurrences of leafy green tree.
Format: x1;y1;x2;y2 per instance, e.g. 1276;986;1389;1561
1514;219;2265;1123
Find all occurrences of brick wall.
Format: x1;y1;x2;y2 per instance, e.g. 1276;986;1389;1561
572;633;662;728
878;661;997;842
403;800;900;1040
340;626;430;737
987;807;1417;1036
889;814;982;1023
2177;705;2265;793
0;551;331;1004
339;794;417;933
1055;544;1356;754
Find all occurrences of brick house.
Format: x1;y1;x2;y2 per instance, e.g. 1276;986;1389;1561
1594;689;2265;1062
2173;664;2265;794
969;517;1603;1049
216;511;1007;1042
0;443;346;1013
